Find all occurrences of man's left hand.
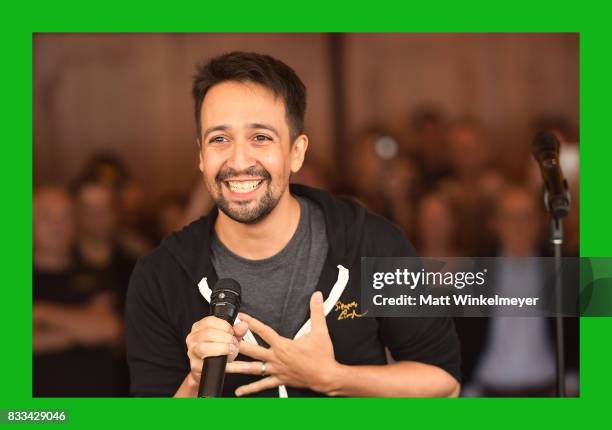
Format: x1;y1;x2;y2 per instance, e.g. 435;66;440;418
226;291;340;396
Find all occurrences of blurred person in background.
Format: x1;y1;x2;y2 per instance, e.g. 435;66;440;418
344;127;388;213
380;155;422;236
76;153;154;259
343;127;421;235
72;179;135;309
154;192;188;242
455;186;578;396
117;180;154;257
408;105;451;183
443;118;503;256
493;186;543;258
414;189;463;257
182;178;215;226
448;118;490;187
33;186;128;396
290;156;331;190
76;153;129;191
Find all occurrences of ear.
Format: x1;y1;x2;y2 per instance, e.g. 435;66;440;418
290;134;309;173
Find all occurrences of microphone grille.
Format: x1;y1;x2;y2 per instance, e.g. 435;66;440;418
212;278;241;296
532;130;560;156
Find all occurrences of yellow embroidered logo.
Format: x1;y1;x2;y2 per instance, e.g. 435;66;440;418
334;300;368;320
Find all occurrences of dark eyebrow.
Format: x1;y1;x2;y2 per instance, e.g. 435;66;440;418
248;123;280;138
203;124;231;139
202;123;281;140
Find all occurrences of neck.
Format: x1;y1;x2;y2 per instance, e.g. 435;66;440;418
215;190;301;260
34;251;71;272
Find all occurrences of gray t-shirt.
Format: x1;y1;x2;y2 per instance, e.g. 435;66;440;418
211;196;328;340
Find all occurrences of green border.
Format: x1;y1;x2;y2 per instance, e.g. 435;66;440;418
2;1;610;428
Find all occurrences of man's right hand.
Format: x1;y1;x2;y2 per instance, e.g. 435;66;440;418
185;316;249;386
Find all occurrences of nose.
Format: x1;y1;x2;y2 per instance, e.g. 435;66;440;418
226;140;255;172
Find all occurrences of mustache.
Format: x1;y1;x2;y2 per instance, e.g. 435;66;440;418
215;165;272;183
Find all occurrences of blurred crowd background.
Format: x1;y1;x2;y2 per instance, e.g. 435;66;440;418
33;33;579;397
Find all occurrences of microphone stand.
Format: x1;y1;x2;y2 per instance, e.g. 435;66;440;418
533;131;571;397
550;216;565;397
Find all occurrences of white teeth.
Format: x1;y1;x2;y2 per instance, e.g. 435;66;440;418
227;180;262;193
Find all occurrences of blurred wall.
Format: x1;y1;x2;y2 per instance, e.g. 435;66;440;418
33;33;334;198
34;33;578;200
345;33;579;175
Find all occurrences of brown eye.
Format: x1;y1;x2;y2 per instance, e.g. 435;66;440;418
254;134;272;142
209;136;228;144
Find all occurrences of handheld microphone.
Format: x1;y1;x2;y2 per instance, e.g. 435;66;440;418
532;131;570;219
198;278;242;398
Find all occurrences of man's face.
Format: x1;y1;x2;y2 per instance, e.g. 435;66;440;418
198;81;307;224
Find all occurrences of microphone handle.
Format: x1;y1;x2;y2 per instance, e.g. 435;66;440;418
198;299;239;397
199;355;228;397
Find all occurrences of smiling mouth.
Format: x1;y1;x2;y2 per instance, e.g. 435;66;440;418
224;179;264;194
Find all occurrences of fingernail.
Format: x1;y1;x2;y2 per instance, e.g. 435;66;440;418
229;344;237;353
314;291;324;303
235;389;243;397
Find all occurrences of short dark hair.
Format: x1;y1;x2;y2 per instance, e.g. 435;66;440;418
192;52;307;143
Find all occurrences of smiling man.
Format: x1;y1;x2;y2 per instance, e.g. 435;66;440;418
125;52;461;397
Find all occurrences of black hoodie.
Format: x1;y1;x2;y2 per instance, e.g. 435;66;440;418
125;184;461;397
